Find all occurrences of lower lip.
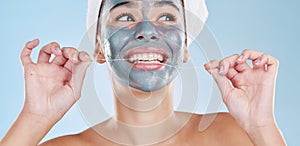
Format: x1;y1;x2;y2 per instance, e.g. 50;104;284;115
129;62;166;71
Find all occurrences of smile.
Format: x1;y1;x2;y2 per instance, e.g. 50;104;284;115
125;47;169;71
128;53;164;63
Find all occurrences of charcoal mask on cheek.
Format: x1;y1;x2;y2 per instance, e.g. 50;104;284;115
99;0;186;92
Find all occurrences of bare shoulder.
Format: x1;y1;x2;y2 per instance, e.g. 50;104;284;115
39;134;83;146
39;113;253;146
39;128;101;146
187;112;254;146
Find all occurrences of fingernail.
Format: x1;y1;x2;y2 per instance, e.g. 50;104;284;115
55;47;62;54
219;66;225;74
237;55;244;61
72;53;78;62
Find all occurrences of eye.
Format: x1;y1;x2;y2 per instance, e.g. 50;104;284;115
158;14;176;22
116;13;135;22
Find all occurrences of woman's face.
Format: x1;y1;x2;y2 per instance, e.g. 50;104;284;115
98;0;186;92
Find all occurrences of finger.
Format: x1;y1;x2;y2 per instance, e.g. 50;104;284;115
61;47;79;63
78;51;92;63
226;68;238;80
37;42;62;63
20;39;39;65
204;60;220;74
210;67;232;101
234;61;251;72
238;49;263;62
218;54;239;75
60;47;79;73
52;54;68;66
252;55;264;70
69;51;92;100
253;53;279;72
64;60;74;73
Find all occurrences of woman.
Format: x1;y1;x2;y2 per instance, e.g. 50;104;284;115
1;0;286;145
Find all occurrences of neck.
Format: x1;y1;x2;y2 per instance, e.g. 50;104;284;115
111;77;175;126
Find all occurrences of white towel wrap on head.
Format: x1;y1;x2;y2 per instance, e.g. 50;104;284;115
87;0;208;47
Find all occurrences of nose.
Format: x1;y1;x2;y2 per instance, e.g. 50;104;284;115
135;21;159;42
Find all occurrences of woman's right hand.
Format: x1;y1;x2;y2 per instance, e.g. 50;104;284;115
20;39;91;125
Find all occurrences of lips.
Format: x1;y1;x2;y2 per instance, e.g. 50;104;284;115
125;47;169;71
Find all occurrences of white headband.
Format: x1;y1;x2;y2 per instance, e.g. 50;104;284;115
86;0;209;46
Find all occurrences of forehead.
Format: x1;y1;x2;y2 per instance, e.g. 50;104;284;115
102;0;183;11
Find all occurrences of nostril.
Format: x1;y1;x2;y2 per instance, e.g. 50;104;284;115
137;36;144;40
151;36;157;40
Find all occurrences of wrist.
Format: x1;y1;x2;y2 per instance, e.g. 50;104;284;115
246;123;286;146
21;104;63;126
1;111;57;146
19;110;56;128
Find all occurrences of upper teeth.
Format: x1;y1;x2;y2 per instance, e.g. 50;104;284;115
128;53;164;63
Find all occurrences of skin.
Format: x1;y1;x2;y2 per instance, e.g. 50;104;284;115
0;0;286;146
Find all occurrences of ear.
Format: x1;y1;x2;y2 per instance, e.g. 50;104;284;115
183;46;190;63
94;36;106;64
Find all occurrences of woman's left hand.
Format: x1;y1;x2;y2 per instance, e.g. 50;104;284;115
204;49;279;133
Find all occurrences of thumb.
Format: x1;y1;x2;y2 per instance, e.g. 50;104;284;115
205;62;232;104
70;51;92;100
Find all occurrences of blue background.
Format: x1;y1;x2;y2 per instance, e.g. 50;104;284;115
0;0;299;145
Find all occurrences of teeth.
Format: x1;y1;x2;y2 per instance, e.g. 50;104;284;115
135;60;161;64
142;53;148;60
158;55;163;61
128;53;164;63
129;57;134;62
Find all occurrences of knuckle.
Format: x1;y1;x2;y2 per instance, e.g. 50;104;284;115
233;54;239;57
62;47;78;53
209;59;219;64
25;41;31;46
78;51;90;61
260;54;267;60
20;50;28;60
80;51;89;56
207;59;219;67
265;54;279;66
232;54;240;60
243;49;255;54
49;42;60;47
242;49;262;55
242;49;250;54
20;55;24;62
19;52;24;59
219;59;226;66
261;53;268;57
221;55;236;65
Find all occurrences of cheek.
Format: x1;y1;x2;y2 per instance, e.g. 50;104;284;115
163;30;185;51
103;27;135;57
166;32;184;45
156;25;185;47
161;29;185;63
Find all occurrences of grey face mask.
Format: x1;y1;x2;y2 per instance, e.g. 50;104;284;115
99;0;186;92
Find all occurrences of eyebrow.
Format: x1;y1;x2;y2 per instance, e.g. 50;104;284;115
110;1;138;12
153;1;180;11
